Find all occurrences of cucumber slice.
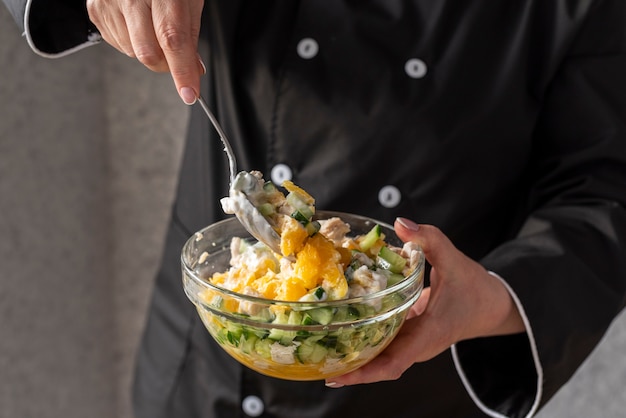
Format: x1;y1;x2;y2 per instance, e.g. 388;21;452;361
257;202;275;216
360;224;381;251
268;327;297;345
304;220;321;236
297;340;328;364
377;246;407;273
225;322;244;346
305;307;335;325
332;306;361;322
263;181;277;193
286;192;314;219
254;338;272;359
240;334;258;354
268;311;298;344
313;286;326;300
291;210;309;224
386;272;406;287
288;310;303;325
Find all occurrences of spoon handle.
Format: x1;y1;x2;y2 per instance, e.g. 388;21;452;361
197;95;237;184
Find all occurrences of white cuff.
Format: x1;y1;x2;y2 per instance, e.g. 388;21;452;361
451;271;544;418
23;0;101;59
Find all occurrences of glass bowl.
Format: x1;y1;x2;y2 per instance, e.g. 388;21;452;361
182;211;425;381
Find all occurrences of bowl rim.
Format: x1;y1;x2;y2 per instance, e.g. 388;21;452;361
181;210;425;308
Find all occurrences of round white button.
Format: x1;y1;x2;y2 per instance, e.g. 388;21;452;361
270;163;293;185
404;58;427;79
242;395;264;417
297;38;319;59
378;185;402;208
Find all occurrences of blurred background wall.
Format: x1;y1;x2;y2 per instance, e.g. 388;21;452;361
1;6;625;418
0;6;188;417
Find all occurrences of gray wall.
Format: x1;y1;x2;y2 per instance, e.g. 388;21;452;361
1;6;625;418
0;6;187;418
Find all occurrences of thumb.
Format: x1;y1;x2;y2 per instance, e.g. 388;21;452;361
394;218;457;270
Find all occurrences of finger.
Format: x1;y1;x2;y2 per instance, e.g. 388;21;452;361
406;287;430;319
124;2;169;72
108;11;135;57
153;0;203;104
87;0;134;57
394;218;456;269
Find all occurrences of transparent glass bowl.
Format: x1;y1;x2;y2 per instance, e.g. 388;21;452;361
182;211;425;381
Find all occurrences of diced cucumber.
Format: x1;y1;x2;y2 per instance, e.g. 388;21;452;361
254;338;272;359
239;334;258;354
225;321;244;346
360;224;381;251
250;309;275;323
263;181;277;193
268;327;297;345
296;340;328;364
381;293;405;312
313;286;326;300
257;202;275;216
288;310;303;325
268;311;298;344
272;311;289;325
286;192;314;219
301;312;315;325
332;306;361;322
214;327;229;345
386;272;406;287
291;210;309;224
352;303;375;319
305;307;335;325
226;330;241;346
377;246;407;273
299;286;327;303
304;220;321;236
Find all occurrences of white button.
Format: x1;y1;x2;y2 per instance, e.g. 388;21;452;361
297;38;319;59
404;58;427;79
270;163;293;185
242;395;264;417
378;185;401;208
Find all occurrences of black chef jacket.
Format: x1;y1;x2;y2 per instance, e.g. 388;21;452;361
6;1;626;417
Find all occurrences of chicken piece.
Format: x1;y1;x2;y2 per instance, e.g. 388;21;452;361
401;241;423;273
239;286;264;315
319;217;351;246
348;265;387;297
229;237;246;267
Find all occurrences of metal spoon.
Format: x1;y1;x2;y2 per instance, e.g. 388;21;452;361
196;96;284;256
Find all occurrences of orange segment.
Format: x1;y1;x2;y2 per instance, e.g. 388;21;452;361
280;217;309;257
282;180;315;205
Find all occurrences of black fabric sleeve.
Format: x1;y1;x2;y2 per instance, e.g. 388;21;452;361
454;1;626;417
2;0;100;56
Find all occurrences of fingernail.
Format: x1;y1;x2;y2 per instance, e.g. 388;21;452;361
396;217;420;231
197;53;207;75
180;87;197;105
325;381;344;388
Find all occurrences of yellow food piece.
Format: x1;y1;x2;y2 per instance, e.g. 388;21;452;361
282;180;315;205
276;277;308;301
294;234;347;299
209;230;348;303
279;216;309;257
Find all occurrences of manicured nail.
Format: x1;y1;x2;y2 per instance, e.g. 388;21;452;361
396;217;420;231
325;381;344;388
197;53;207;75
180;87;197;105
